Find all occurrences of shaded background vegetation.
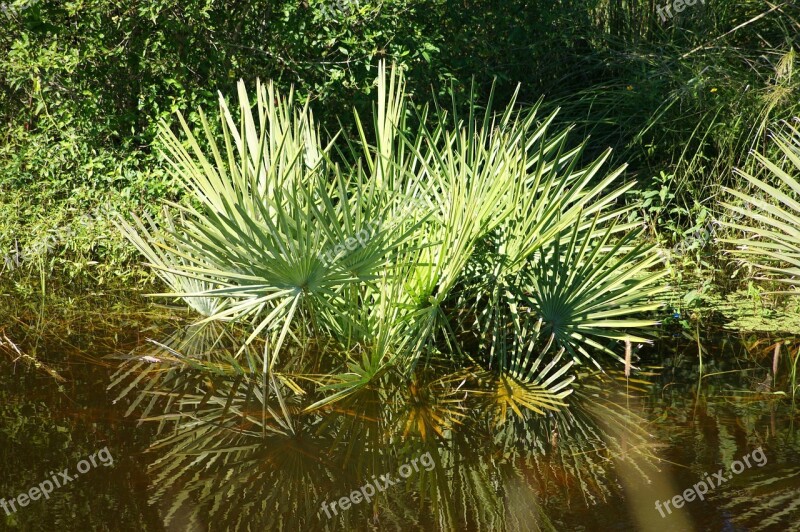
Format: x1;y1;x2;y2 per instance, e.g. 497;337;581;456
1;0;798;290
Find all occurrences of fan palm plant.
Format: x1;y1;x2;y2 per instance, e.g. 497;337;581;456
118;61;667;417
721;121;800;291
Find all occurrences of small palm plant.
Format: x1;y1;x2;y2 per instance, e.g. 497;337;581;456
721;121;800;292
119;62;667;418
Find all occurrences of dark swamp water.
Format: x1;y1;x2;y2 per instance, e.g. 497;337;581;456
1;297;799;531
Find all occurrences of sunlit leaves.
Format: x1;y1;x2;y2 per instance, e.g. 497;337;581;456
119;61;667;416
722;122;800;291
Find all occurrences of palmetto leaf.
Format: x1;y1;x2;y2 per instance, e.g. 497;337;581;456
522;220;667;366
722;121;800;290
114;209;226;317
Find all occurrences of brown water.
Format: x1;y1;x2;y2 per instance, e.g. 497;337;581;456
1;298;799;531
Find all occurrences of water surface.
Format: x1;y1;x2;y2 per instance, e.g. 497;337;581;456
2;298;798;531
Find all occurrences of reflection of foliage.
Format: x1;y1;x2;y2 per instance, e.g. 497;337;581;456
491;372;661;506
109;322;800;530
394;371;467;440
111;323;663;530
722;465;800;531
0;305;163;531
640;332;800;529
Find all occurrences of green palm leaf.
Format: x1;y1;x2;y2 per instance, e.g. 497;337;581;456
722;121;800;290
522;220;667;366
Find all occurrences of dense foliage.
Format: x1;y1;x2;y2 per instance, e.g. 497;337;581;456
0;1;798;293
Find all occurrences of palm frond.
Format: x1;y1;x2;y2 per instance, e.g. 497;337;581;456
722;121;800;290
